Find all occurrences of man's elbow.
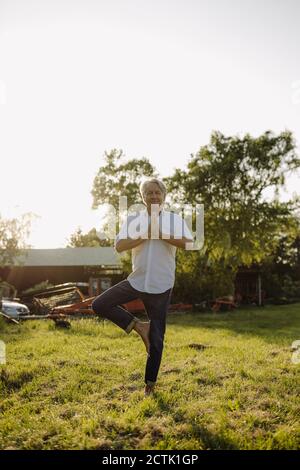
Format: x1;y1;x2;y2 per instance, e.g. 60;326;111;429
115;240;126;253
115;241;122;253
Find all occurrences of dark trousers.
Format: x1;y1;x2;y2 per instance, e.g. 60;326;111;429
91;279;172;385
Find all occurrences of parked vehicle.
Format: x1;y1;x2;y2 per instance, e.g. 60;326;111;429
0;299;30;319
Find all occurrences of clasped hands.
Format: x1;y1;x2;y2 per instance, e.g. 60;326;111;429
140;214;170;240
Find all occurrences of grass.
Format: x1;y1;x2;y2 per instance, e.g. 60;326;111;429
0;303;299;450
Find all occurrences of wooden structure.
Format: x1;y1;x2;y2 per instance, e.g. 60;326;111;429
0;248;123;296
234;267;264;306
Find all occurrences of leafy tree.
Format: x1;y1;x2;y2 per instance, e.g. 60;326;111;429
260;214;300;301
166;130;300;298
91;149;157;210
66;227;112;247
0;212;33;267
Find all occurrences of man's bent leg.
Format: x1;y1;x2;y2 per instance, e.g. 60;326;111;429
91;280;140;333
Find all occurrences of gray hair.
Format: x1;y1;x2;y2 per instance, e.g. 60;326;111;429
139;178;167;203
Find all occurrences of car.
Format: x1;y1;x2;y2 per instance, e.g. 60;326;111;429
0;299;30;319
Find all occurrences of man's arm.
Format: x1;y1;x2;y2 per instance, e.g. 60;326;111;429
115;218;194;252
115;219;153;253
158;214;194;249
159;232;194;249
115;237;145;253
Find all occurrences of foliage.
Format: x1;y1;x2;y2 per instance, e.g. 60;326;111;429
91;149;157;210
166;131;300;298
0;213;34;267
66;227;112;248
281;275;300;298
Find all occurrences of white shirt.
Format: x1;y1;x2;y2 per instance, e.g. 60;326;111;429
115;209;193;294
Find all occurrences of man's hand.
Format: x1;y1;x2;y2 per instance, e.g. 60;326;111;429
145;217;194;249
158;228;194;249
116;212;194;251
161;235;194;249
115;236;145;253
140;213;160;239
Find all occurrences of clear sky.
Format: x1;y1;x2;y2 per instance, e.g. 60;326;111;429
1;0;300;248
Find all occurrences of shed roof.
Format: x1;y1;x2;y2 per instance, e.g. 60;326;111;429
9;248;122;268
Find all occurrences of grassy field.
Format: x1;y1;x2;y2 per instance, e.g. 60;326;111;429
0;303;299;450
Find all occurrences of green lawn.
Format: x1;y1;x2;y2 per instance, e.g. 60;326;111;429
0;303;299;450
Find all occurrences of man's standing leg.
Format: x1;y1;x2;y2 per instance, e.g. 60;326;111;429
142;288;172;396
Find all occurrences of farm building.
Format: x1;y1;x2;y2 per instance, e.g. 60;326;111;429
0;247;123;297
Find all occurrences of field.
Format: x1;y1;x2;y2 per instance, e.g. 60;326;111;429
0;303;299;450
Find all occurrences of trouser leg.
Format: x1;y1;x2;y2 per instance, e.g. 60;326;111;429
142;288;172;384
91;280;141;333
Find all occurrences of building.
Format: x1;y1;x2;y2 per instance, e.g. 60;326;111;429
0;247;124;297
235;267;264;306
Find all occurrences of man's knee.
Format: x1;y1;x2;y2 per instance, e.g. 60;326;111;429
91;297;109;317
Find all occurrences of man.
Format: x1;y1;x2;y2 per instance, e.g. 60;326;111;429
91;178;193;396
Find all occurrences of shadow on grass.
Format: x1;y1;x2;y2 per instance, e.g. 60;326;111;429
143;392;238;449
188;422;238;450
0;368;35;392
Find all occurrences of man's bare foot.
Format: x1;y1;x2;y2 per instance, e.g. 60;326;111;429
134;321;150;354
144;383;155;397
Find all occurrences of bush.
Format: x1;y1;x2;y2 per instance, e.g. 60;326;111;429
282;275;300;299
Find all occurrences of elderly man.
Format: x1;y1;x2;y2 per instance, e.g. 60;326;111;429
91;178;193;396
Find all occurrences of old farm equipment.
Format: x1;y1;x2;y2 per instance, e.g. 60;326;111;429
17;282;193;328
18;283;145;327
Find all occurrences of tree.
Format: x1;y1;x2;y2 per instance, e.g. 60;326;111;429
166;130;300;298
260;214;300;301
0;212;33;267
91;149;157;210
66;227;112;247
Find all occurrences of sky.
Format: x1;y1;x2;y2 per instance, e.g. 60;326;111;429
1;0;300;248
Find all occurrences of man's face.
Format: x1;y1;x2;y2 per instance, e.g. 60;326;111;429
144;182;164;211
